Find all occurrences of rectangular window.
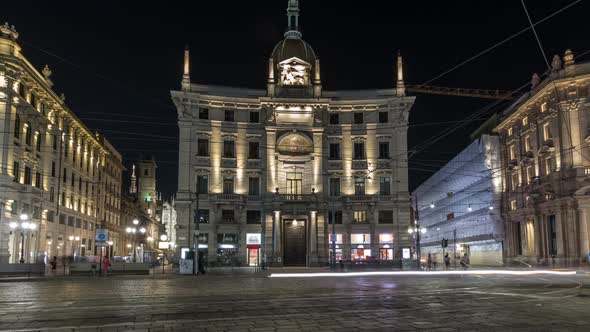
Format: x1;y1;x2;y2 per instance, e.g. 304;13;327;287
526;166;534;184
522;117;528;126
36;135;41;151
71;174;75;187
249;111;259;123
225;110;235;122
509;145;516;160
197;209;209;223
24;166;32;185
329;113;339;124
510;200;517;211
511;172;519;189
49;187;55;202
59;214;66;225
328;233;343;244
53;135;57;150
353;142;365;160
248;177;260;196
378;142;390;159
47;211;55;222
354;211;367;223
199;108;209;120
543;123;552;141
379;177;391;195
548;215;557;256
516;222;523;255
353;112;364;124
223;141;235;158
378;210;393;224
545;157;553;175
197;139;209;156
540;102;547;113
524;135;531;152
329;178;341;197
329;143;340;160
351;233;370;244
221;210;235;223
197;175;208;194
328;211;343;224
13;161;20;182
51;161;56;177
249;142;260;159
63;168;67;183
247;210;261;224
379;112;388;123
223;177;234;194
354;177;365;196
35;172;41;188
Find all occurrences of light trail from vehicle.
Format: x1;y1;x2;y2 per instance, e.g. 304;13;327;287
269;270;579;278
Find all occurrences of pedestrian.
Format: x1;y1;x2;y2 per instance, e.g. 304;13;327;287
50;256;57;271
102;256;110;276
198;251;206;274
444;253;451;270
460;253;470;270
432;254;438;270
427;253;432;270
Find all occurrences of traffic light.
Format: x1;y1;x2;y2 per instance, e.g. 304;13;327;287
441;239;448;248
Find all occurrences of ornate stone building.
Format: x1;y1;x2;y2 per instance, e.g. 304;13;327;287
171;1;415;267
495;51;590;267
0;24;124;263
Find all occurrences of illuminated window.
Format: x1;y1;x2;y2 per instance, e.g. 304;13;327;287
543;123;552;141
351;233;370;244
510;200;517;211
328;233;343;244
526;166;534;184
379;112;389;123
353;211;366;223
522;117;528;126
524;135;531;152
509;144;516;160
354;112;364;124
540;102;547;113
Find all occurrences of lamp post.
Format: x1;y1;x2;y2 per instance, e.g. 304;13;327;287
10;213;37;264
408;225;427;269
126;226;137;262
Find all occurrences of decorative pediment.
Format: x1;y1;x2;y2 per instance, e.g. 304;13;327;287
194;168;210;174
246;135;262;142
327;136;342;143
195;132;211;139
377;135;392;142
278;57;311;86
277;132;313;155
222;134;237;141
351;136;366;143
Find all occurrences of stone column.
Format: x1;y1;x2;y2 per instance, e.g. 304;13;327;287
577;208;589;261
309;210;317;265
272;210;281;265
533;214;543;259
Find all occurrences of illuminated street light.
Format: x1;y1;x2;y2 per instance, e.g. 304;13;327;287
9;222;18;229
139;227;146;234
160;234;168;241
126;227;132;233
75;236;80;241
19;213;29;221
107;241;114;246
132;219;139;225
68;235;74;241
429;203;435;209
147;236;154;242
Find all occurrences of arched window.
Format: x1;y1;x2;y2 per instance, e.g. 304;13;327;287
14;115;20;139
35;132;42;151
25;122;32;145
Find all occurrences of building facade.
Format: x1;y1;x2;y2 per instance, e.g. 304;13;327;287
172;1;415;267
0;24;124;264
413;135;504;266
495;51;590;267
161;199;177;249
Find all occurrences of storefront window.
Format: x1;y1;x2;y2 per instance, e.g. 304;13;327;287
328;233;343;244
351;233;370;244
351;248;372;261
217;233;239;266
379;233;394;261
246;233;261;267
351;233;371;261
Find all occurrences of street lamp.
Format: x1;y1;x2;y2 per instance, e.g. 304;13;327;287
11;214;36;263
132;219;139;225
408;224;427;269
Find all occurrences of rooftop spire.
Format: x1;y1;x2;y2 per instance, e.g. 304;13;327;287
285;0;302;39
182;45;191;90
130;164;137;194
396;51;406;97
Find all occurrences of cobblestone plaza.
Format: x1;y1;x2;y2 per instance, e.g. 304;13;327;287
1;272;589;331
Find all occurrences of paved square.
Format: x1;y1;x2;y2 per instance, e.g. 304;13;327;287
0;272;589;331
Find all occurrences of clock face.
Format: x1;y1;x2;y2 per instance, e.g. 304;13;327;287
279;58;309;86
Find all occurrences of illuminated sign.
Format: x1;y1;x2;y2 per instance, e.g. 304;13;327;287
402;248;411;259
247;233;261;245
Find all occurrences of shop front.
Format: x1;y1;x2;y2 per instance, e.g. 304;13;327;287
246;233;261;267
379;233;394;261
351;233;372;261
217;233;239;266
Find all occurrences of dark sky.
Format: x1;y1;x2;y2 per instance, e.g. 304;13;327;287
3;0;588;196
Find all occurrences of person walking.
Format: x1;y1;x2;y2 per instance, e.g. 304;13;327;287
432;254;438;270
198;251;206;274
444;253;451;270
101;256;110;276
427;253;433;271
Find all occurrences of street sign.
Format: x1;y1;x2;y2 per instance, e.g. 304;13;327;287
95;229;109;241
96;241;109;247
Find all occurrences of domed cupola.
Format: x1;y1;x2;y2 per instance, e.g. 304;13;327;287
267;0;322;98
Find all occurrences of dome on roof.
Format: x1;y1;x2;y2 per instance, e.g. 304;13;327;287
271;36;316;66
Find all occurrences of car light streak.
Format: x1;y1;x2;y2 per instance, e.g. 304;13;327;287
269;270;578;278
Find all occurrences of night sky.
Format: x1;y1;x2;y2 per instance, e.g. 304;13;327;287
2;0;588;196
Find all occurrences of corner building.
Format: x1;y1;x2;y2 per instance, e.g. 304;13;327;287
172;1;415;267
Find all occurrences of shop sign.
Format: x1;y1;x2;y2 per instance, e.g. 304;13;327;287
402;248;411;259
158;241;170;249
246;233;261;245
